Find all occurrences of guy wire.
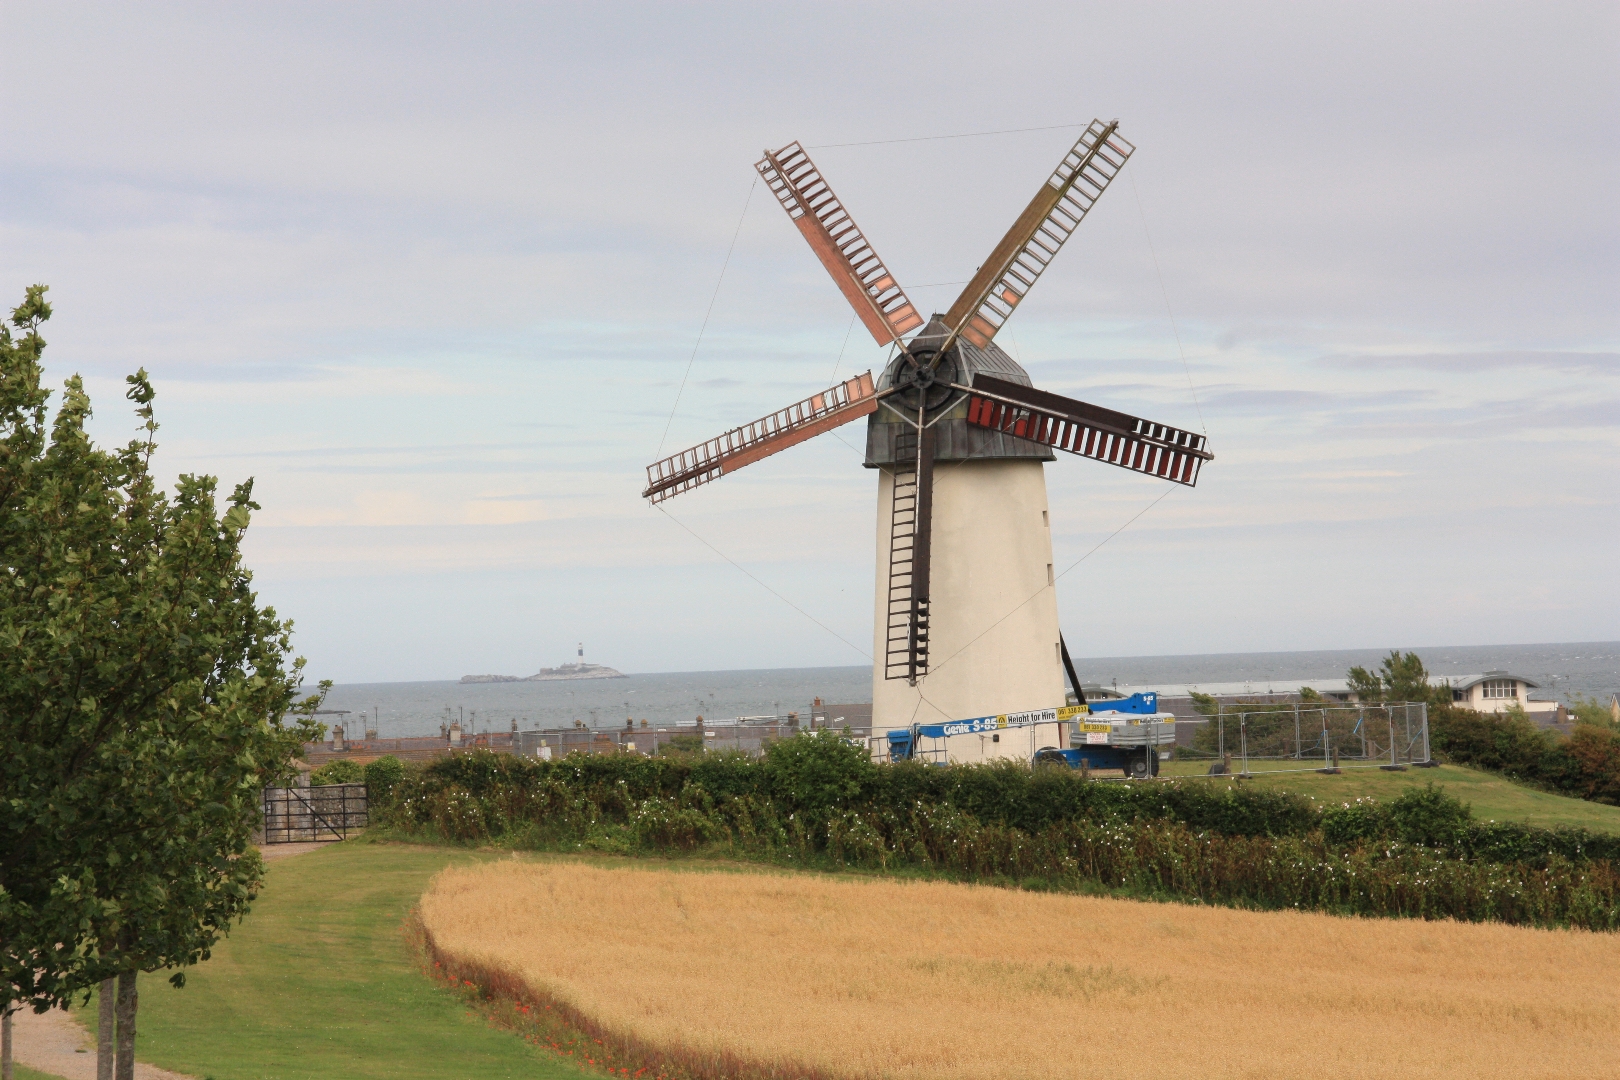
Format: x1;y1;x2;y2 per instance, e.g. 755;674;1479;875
655;178;757;459
1129;167;1206;435
655;504;872;662
828;312;857;385
921;485;1177;682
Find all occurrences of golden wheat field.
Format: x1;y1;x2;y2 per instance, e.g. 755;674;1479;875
418;860;1620;1080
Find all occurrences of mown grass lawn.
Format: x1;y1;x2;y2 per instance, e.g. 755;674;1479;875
1160;761;1620;832
125;842;591;1080
14;1065;69;1080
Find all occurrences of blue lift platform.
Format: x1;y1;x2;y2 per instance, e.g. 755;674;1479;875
885;693;1176;778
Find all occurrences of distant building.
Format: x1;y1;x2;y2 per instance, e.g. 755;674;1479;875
1443;670;1557;718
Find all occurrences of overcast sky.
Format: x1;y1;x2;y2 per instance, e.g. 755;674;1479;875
3;2;1615;683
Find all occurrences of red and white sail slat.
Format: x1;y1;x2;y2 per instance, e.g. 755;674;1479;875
944;121;1135;349
644;373;881;504
757;143;924;347
963;375;1211;487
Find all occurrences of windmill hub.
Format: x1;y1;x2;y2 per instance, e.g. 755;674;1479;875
887;348;959;415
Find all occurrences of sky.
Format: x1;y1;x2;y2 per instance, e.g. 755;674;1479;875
2;2;1616;683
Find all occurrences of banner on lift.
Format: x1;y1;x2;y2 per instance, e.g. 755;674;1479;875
921;704;1089;740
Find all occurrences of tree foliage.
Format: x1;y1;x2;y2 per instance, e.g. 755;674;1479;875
310;760;365;785
1346;650;1446;705
1568;693;1617;730
0;286;319;1013
761;730;875;821
656;734;707;756
363;755;406;804
1565;725;1620;805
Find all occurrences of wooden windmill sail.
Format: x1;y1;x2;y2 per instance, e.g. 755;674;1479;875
644;121;1212;718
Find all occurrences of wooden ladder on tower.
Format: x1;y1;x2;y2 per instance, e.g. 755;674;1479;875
885;429;930;683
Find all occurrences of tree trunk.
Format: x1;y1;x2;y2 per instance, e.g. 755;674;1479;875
114;971;137;1080
2;1006;13;1080
98;977;116;1080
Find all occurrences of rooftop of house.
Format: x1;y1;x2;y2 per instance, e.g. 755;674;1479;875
1442;670;1541;691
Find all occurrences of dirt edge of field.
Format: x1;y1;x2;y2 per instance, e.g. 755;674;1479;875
408;908;839;1080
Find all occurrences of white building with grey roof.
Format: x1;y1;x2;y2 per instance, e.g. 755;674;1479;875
1443;670;1557;717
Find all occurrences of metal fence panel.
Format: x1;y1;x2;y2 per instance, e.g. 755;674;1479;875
1188;702;1432;776
261;783;368;843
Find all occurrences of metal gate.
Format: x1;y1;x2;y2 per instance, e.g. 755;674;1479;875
261;783;368;843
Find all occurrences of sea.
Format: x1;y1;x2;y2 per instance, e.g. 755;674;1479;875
316;641;1620;740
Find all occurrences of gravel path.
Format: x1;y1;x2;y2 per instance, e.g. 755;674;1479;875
10;840;341;1079
9;1008;192;1080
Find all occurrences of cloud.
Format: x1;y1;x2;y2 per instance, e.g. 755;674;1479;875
1324;351;1620;376
3;2;1614;679
1023;356;1224;378
1198;386;1431;414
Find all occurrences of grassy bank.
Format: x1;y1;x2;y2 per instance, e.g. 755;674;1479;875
1158;761;1620;833
123;842;591;1080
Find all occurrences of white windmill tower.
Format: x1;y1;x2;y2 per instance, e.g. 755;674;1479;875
644;122;1212;737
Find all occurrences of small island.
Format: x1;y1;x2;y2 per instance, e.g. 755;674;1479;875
461;662;627;684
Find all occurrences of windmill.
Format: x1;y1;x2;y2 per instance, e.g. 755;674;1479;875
644;121;1213;738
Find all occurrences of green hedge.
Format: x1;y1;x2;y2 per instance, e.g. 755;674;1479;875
1319;784;1620;863
407;738;1321;837
374;738;1620;930
310;758;364;785
1432;706;1620;805
363;754;405;803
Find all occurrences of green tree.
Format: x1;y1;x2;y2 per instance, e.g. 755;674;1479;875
762;730;874;822
658;734;707;756
1381;651;1436;704
1345;663;1385;702
1565;724;1620;805
0;287;319;1059
1347;650;1447;705
1568;693;1616;730
1429;704;1557;777
363;755;407;805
